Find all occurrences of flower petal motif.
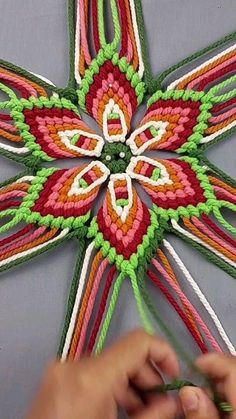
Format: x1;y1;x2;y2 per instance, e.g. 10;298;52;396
10;97;104;161
77;51;146;142
126;156;215;211
20;161;109;229
96;174;153;259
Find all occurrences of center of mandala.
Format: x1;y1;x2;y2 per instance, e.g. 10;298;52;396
100;142;132;174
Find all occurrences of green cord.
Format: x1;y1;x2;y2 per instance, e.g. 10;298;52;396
0;82;17;100
129;269;154;334
67;0;77;89
155;31;236;89
144;380;233;414
98;0;121;50
95;271;126;354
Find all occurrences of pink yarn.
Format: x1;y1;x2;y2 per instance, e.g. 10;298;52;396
214;185;236;204
0;120;18;133
187;54;236;90
0;226;47;254
79;0;92;65
192;216;236;256
209;107;236;123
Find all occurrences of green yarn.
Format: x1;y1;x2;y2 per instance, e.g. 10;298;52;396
200;154;236;189
129;269;154;334
0;7;235;416
77;51;146;111
209;74;236;101
95;271;126;353
0;81;17;101
155;31;236;89
67;0;76;89
100;142;132;173
213;206;236;235
169;225;236;279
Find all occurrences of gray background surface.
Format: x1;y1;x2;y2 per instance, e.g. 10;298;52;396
0;1;235;418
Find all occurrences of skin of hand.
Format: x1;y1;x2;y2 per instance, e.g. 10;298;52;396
179;353;236;419
25;329;181;419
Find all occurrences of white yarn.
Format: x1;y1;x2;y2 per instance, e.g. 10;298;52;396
200;120;236;144
129;0;145;78
30;71;56;86
109;174;133;223
15;175;35;183
74;0;145;82
0;228;69;268
61;241;95;361
163;239;236;355
69;161;109;196
126;155;173;186
74;0;81;84
103;99;127;143
167;44;236;91
0;142;29;154
126;120;168;155
58;129;104;157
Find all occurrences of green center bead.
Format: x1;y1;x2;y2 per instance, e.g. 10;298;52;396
100;142;132;174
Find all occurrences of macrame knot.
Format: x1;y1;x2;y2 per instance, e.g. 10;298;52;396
75;226;88;239
58;87;78;104
23;156;41;173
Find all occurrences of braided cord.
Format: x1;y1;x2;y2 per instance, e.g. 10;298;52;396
129;269;153;334
156;31;236;90
136;271;232;414
98;0;121;50
58;237;87;356
95;271;126;353
67;0;77;88
144;380;233;413
168;225;236;279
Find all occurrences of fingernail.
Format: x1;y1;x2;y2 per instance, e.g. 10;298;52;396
181;389;199;413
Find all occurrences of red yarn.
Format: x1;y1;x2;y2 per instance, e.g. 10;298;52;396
87;265;116;352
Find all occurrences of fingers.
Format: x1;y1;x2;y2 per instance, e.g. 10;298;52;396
196;353;236;381
196;353;236;409
179;387;219;419
131;396;179;419
117;387;143;414
102;329;180;380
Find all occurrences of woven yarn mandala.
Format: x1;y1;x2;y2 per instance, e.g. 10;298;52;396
1;0;236;367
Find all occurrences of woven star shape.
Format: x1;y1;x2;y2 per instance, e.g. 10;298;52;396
0;0;235;363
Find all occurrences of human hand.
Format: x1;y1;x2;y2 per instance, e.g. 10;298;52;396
25;329;180;419
179;353;236;418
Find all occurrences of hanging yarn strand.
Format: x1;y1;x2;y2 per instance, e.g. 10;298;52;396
0;1;235;414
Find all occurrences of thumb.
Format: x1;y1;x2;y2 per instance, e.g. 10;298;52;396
179;387;220;419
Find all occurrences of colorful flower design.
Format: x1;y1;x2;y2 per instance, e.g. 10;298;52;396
0;0;236;366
